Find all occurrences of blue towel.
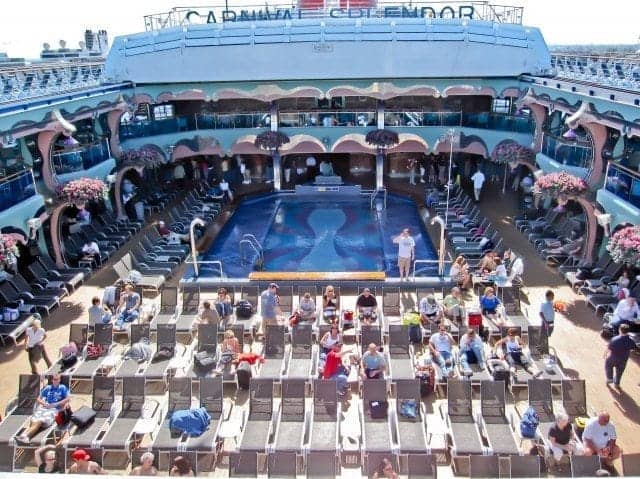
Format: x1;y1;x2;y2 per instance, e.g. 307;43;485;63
169;407;211;436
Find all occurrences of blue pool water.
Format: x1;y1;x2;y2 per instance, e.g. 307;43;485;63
193;193;437;278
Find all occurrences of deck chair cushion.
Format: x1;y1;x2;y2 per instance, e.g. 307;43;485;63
369;400;388;419
71;406;97;428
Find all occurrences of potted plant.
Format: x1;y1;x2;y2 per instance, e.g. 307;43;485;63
58;178;108;208
607;225;640;268
533;172;588;197
491;142;535;192
254;131;290;185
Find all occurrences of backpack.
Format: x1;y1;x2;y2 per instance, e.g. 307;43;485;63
399;399;418;419
194;350;217;372
86;343;105;360
492;365;511;386
519;406;539;439
152;346;174;362
235;300;254;319
1;307;19;322
369;400;388;419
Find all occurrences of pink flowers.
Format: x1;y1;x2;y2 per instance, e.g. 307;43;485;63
607;225;640;268
59;178;107;203
533;172;588;197
0;234;19;269
491;142;535;164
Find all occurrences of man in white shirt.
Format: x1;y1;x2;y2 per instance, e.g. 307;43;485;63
582;411;621;466
392;228;415;281
610;296;640;334
81;241;101;266
419;294;443;325
471;169;486;202
25;319;52;374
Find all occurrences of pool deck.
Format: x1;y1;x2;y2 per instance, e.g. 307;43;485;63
0;178;638;476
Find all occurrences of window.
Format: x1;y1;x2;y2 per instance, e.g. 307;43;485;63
153;104;174;120
491;98;511;114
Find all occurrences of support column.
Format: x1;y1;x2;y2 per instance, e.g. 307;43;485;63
377;100;385;129
49;203;69;268
273;152;281;192
527;102;547;152
107;108;126;160
36;130;59;193
576;196;598;262
580;122;608;188
376;150;384;190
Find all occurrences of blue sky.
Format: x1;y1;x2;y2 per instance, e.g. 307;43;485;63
1;0;638;58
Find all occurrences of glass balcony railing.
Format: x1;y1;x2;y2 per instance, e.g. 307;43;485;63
119;113;270;139
279;111;377;127
462;112;535;133
0;170;36;212
540;133;593;169
605;162;640;209
52;138;112;175
383;111;534;132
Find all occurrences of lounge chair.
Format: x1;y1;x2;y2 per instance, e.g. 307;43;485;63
0;281;56;317
37;255;90;281
579;261;624;294
526;379;555;442
270;378;307;477
564;254;611;290
256;325;287;380
187;377;223;470
527;326;564;384
501;287;530;329
114;324;151;379
469;455;500;478
478;380;519;455
306;379;340;477
187;323;218;378
0;374;41;469
561;379;587;420
509;455;541;478
286;324;314;380
382;287;401;325
388;325;415;381
46;324;88;376
122;252;172;280
622;453;640;476
586;280;640;314
10;272;67;302
113;260;164;293
149;286;178;332
71;323;116;382
175;286;199;337
101;376;160;459
0;309;36;347
27;260;83;293
360;378;394;475
230;378;276;477
407;453;437;479
364;453;399;479
151;377;193;456
276;286;294;320
444;379;484;472
394;379;428;454
66;376;116;450
570;455;601;477
144;323;183;383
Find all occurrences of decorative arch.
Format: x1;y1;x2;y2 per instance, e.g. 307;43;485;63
156;89;207;103
279;134;327;155
212;85;323;102
229;135;265;156
441;85;497;97
499;87;522;98
386;133;430;154
575;196;598;262
432;135;489;158
172;135;224;160
331;134;376;154
114;165;145;219
325;83;440;100
49;202;71;267
127;93;154;106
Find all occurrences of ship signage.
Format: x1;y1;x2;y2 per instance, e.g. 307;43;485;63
184;4;475;23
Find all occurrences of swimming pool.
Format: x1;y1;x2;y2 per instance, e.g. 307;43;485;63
192;193;437;278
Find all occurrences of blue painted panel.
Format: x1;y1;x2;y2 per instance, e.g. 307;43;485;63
219;28;252;37
324;33;357;41
185;38;220;47
254;35;290;44
290;25;322;34
430;25;464;33
0;194;45;232
496;24;527;39
186;29;220;39
218;37;252;46
125;45;155;56
361;33;394;41
535;153;589;180
430;33;465;41
468;33;496;45
396;32;426;41
125;36;154;48
154;41;182;52
467;25;495;35
325;25;357;34
596;189;640;229
289;34;321;42
361;24;392;33
496;37;529;48
156;31;184;43
255;27;288;35
395;24;427;33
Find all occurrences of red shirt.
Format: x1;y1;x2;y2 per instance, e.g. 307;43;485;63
323;350;342;379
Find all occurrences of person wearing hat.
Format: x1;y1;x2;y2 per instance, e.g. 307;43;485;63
260;283;281;327
418;294;443;326
68;449;104;474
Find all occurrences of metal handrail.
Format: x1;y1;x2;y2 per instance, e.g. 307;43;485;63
239;239;261;266
412;259;452;279
191;259;224;278
242;234;263;258
370;187;387;210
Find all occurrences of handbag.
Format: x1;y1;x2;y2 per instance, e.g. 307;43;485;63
71;406;97;428
55;407;73;427
86;343;105;360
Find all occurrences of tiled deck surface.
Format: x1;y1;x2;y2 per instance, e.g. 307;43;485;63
0;178;637;476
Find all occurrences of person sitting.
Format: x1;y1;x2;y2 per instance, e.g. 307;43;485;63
547;412;584;469
425;189;440;209
219;329;241;369
442;287;465;323
494;328;542;378
157;220;171;238
130;451;158;476
81;241;101;267
35;445;62;474
479;286;503;326
197;301;219;326
15;374;70;444
372;457;399;479
459;328;486;375
68;449;104;474
320;325;342;354
169;455;194;477
544;236;584;260
355;288;378;325
414;352;436;395
319;160;334;176
419;294;443;326
609;296;640;334
450;256;472;289
582;411;621;467
157;221;188;244
297;292;316;322
494;257;508;279
114;284;141;330
428;324;457;378
88;296;112;327
478;251;497;274
322;342;352;396
360;343;386;380
214;288;233;323
322;285;339;324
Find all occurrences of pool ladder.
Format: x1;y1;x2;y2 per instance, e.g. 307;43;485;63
370;187;387;210
239;234;264;266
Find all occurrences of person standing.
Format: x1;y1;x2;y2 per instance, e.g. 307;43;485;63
392;228;415;281
260;282;281;327
407;158;417;185
604;323;636;388
539;290;555;337
25;319;52;374
471;168;486;202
